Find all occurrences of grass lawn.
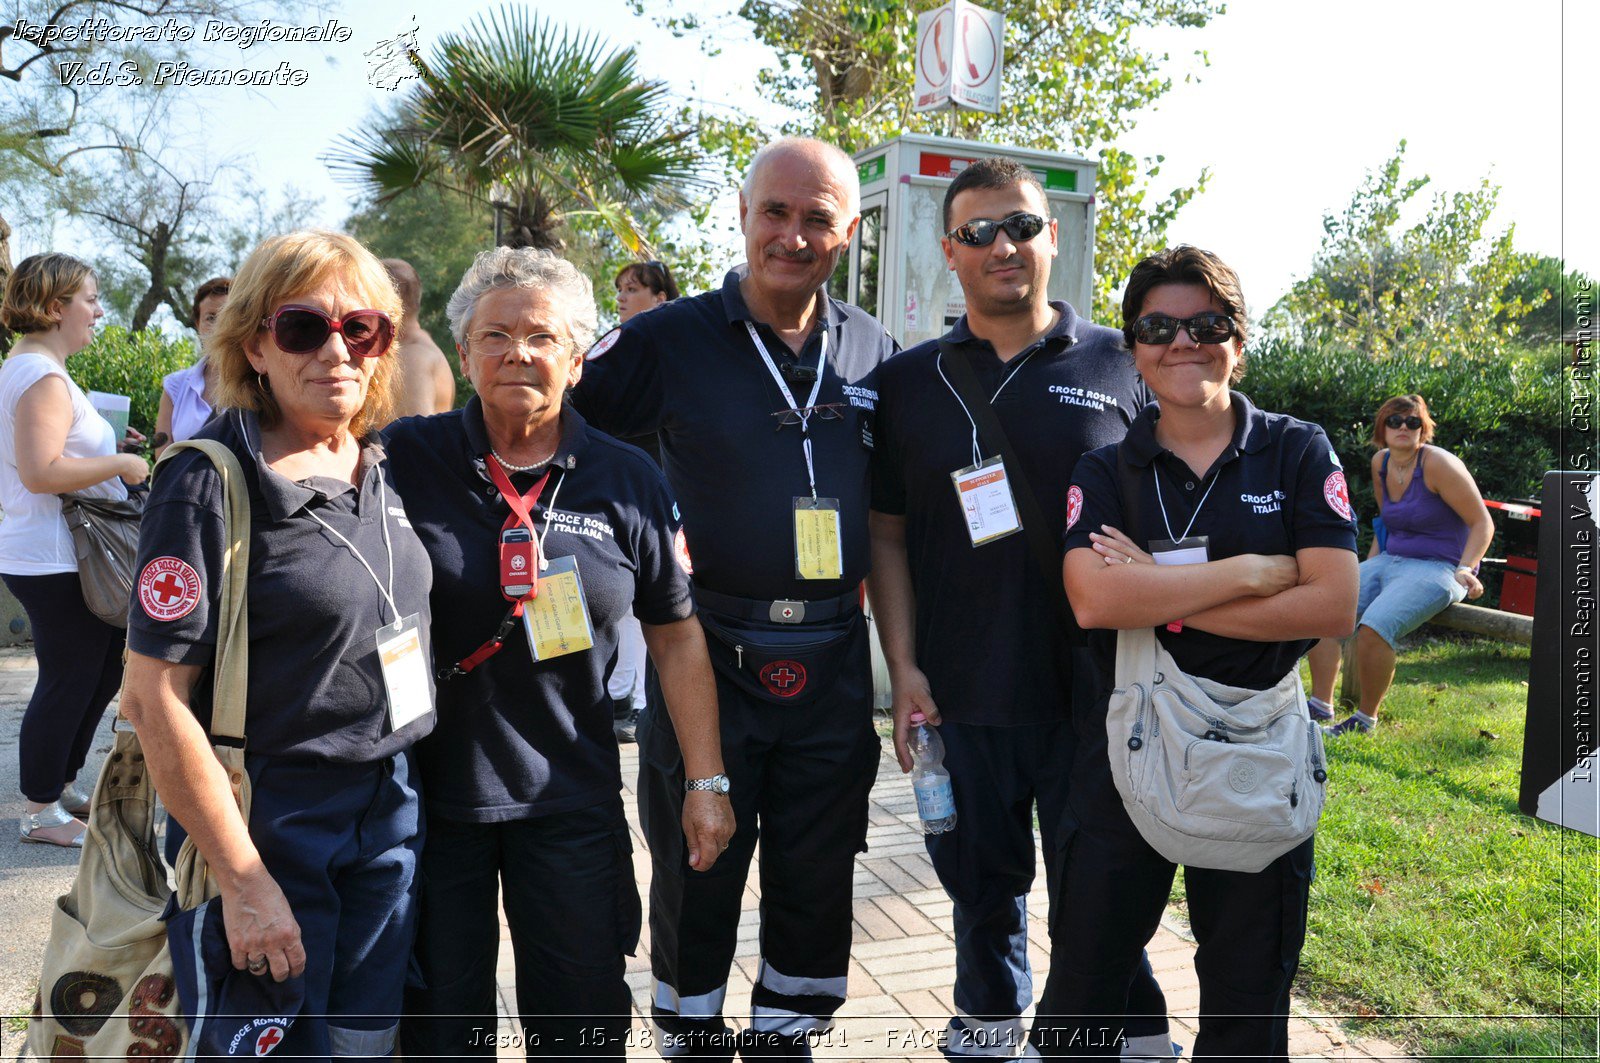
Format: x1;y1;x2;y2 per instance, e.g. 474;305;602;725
1289;633;1596;1058
879;632;1595;1057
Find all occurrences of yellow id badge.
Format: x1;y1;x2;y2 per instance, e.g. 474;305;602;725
376;613;434;731
793;496;844;581
521;555;596;661
951;456;1023;547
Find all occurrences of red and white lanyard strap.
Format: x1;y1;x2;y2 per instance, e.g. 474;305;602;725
440;454;566;681
746;322;827;499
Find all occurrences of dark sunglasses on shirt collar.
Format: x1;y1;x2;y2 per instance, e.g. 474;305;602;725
944;211;1048;248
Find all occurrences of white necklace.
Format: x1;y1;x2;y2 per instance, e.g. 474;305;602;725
491;446;556;473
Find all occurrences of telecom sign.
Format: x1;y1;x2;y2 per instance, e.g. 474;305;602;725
913;0;1005;114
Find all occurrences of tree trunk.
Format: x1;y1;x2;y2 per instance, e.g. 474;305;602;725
497;190;562;250
131;221;172;332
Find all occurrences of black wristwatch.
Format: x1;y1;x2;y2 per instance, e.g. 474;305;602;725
685;773;731;795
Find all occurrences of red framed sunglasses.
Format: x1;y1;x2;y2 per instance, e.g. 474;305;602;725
261;305;394;357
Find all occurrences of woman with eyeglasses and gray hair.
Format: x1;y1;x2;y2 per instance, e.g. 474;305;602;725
386;246;732;1059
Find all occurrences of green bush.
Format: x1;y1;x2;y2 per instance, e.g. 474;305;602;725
65;326;198;438
1241;341;1564;605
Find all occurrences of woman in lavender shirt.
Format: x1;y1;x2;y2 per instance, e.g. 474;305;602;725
153;276;230;455
1307;394;1493;735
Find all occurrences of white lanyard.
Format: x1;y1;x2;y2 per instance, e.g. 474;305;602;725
1154;463;1219;543
746;322;828;499
536;469;567;570
936;342;1043;466
305;474;400;624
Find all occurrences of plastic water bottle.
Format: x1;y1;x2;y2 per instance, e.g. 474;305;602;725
908;711;956;834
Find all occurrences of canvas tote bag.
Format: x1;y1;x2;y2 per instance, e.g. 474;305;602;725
1106;624;1329;873
30;439;253;1060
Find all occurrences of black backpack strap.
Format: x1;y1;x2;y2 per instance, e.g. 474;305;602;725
1114;441;1145;549
937;339;1074;635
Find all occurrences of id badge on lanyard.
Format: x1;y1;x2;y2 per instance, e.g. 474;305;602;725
304;474;434;732
951;455;1022;546
747;322;844;581
1151;464;1216;633
794;496;843;580
377;613;433;730
1150;536;1210;566
521;554;596;661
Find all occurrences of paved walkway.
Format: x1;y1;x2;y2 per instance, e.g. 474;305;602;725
0;647;1413;1059
489;742;1415;1061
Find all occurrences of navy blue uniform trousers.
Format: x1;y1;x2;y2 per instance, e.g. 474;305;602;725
401;798;642;1058
638;614;879;1060
167;753;422;1062
926;716;1172;1059
1030;736;1314;1062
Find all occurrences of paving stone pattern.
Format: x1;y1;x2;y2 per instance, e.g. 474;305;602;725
491;741;1416;1061
0;648;1413;1060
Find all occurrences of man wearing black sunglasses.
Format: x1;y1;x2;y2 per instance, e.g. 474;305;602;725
869;157;1174;1061
574;137;896;1060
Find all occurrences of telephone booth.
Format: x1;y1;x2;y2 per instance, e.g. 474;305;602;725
836;134;1098;345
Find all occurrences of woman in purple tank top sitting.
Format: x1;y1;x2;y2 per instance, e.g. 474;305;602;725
1307;394;1493;735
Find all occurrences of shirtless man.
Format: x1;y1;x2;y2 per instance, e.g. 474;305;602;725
383;258;455;418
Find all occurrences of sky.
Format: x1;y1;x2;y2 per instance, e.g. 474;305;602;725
14;0;1596;320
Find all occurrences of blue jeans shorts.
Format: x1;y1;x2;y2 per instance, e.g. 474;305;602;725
1356;553;1468;649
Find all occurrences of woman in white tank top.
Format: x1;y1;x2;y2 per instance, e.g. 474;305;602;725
0;254;149;846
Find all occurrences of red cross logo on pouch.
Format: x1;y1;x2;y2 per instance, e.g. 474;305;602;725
137;557;202;621
759;660;807;698
255;1024;286;1055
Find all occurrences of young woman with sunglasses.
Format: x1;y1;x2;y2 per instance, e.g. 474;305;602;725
121;230;436;1054
1305;394;1493;735
1032;245;1358;1061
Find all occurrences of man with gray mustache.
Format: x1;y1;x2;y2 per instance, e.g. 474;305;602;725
575;137;897;1059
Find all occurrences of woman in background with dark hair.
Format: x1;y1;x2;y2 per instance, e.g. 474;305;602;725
1306;393;1492;736
614;259;679;323
607;258;680;740
154;275;231;455
0;253;148;847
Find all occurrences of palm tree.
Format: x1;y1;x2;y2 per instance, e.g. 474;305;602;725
326;5;703;253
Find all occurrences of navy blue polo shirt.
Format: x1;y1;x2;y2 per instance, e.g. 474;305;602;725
872;303;1149;726
572;267;896;602
384;399;693;823
1063;393;1358;690
129;408;436;763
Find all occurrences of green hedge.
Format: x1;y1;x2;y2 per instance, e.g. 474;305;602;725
1240;340;1564;603
64;326;198;438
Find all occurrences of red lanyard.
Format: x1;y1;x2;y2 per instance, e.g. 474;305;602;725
486;455;550;541
439;455;554;681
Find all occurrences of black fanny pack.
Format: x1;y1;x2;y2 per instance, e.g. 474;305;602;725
697;607;861;705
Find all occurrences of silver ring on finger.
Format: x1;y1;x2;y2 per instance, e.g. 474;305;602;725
1124;555;1133;564
248;955;269;975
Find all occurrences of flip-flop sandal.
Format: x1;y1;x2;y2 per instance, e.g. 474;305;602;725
20;802;86;848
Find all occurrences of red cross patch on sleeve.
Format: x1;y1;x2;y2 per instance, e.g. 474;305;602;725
1066;485;1084;531
1323;470;1353;522
138;557;203;621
